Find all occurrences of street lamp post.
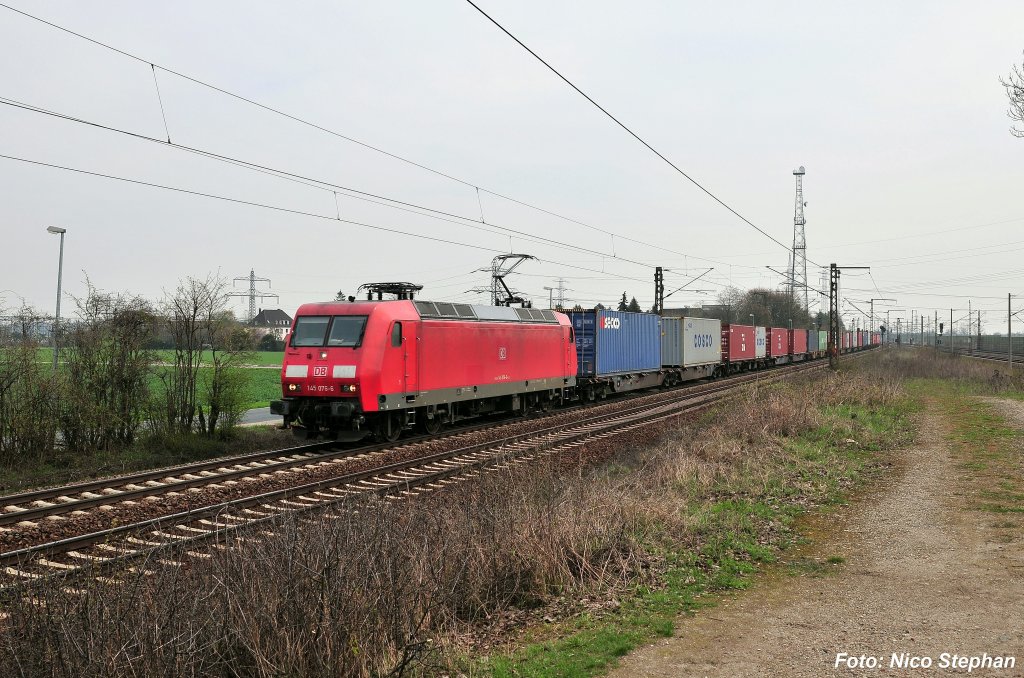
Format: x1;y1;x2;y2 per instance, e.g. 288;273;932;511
749;313;755;327
47;226;66;372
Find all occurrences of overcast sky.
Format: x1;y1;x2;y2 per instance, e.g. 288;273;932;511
2;1;1023;333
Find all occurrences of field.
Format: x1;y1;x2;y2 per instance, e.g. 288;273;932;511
37;348;284;410
148;366;283;410
37;348;285;368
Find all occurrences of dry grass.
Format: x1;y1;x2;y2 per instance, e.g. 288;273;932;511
856;347;1024;394
0;366;907;677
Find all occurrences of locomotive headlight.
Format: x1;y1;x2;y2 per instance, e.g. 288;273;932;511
320;351;328;359
287;383;299;392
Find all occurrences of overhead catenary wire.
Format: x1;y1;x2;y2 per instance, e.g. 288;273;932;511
0;151;658;288
461;0;816;266
0;95;665;270
0;2;730;269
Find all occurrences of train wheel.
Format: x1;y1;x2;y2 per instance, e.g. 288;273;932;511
374;412;402;443
292;425;316;440
422;415;443;435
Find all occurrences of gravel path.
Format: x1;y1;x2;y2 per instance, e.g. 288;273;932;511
608;399;1024;677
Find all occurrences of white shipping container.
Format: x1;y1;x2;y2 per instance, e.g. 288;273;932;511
682;317;722;366
755;326;767;358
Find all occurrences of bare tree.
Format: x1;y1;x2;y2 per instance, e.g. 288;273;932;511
59;281;155;451
156;276;212;434
157;275;254;437
1001;54;1024;138
0;305;59;465
199;311;254;435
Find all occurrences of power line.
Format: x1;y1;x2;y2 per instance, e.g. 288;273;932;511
0;151;655;288
0;152;499;252
0;2;719;267
0;95;664;270
462;0;812;265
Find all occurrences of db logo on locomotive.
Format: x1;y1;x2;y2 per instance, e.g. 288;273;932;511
312;366;328;377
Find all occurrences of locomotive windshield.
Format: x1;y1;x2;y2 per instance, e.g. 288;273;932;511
327;316;368;347
291;316;330;346
291;315;368;347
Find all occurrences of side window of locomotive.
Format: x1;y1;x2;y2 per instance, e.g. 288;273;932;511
327;316;368;348
391;322;402;347
291;316;330;347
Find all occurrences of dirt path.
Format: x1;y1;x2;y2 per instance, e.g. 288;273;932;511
608;400;1024;677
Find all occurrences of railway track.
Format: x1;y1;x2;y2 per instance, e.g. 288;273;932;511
924;345;1021;367
0;356;822;534
0;354;858;593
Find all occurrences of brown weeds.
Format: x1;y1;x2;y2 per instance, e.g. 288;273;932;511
0;363;905;677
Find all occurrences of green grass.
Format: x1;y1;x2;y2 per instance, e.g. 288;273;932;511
929;382;1024;516
480;399;911;677
38;347;284;367
146;366;282;410
38;348;283;410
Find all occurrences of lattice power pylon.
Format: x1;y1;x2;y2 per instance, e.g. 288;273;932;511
228;269;277;321
789;166;809;311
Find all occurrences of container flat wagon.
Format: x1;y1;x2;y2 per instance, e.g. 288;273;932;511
722;323;766;373
791;329;809;360
767;327;789;363
661;316;722;384
567;310;662;396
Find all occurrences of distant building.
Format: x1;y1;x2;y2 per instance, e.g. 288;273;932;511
250;308;293;340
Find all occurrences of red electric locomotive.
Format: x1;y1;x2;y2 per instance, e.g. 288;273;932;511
270;300;577;440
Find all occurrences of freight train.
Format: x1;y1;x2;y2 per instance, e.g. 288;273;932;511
270;300;879;440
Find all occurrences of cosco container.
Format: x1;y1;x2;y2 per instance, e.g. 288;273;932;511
808;328;819;353
567;310;661;377
662;316;721;367
791;329;808;355
767;328;788;357
723;323;756;361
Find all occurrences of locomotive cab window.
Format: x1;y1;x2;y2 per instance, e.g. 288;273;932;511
291;316;330;347
391;322;402;347
327;316;368;348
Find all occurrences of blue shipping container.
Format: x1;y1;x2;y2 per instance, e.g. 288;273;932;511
567;310;662;377
808;328;820;352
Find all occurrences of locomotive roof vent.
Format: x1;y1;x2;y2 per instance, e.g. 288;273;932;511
414;300;558;323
